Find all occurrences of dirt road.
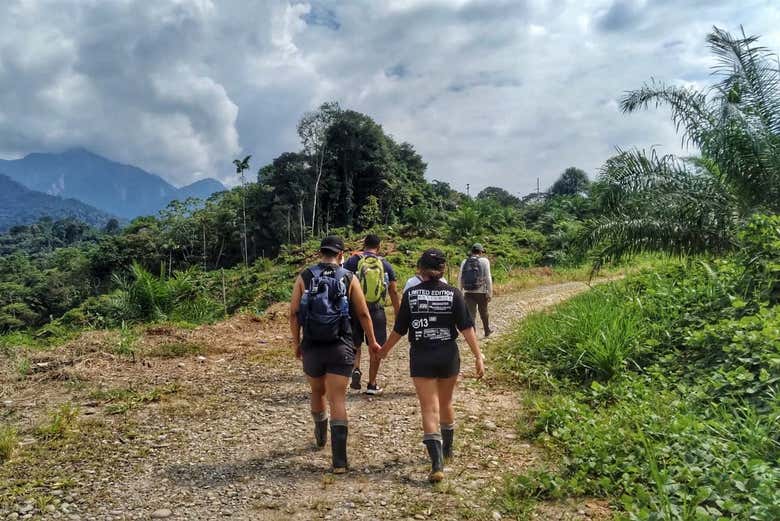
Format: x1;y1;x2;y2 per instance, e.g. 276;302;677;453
1;281;611;520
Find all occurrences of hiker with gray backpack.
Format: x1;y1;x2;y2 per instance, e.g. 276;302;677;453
459;243;493;337
343;234;400;395
289;235;381;473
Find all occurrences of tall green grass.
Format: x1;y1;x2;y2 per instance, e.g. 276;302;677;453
499;286;643;382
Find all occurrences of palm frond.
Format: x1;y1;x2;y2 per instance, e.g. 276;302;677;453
620;81;717;149
708;26;780;134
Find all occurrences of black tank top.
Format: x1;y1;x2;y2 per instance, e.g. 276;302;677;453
300;263;355;348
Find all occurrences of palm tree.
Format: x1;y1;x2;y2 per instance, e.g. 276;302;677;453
583;149;736;268
232;155;251;267
583;26;780;267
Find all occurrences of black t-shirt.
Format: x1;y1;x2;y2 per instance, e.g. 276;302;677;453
394;279;473;349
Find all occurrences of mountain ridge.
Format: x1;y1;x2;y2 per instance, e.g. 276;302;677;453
0;149;226;219
0;174;116;231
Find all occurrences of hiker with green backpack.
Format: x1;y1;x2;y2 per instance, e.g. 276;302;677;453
343;234;400;395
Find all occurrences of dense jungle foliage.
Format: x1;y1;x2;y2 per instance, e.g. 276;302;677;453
0;102;598;336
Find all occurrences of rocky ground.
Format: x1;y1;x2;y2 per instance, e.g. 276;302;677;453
1;281;613;520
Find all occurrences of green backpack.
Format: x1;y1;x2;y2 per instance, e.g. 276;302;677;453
357;254;387;304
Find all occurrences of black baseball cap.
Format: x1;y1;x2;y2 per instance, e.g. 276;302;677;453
320;235;345;254
418;248;447;270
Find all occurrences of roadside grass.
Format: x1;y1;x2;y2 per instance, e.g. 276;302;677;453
0;426;17;464
0;414;129;513
89;384;180;415
147;341;204;358
493;251;780;520
36;403;79;440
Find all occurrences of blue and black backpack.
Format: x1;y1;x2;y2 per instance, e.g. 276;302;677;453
298;265;351;343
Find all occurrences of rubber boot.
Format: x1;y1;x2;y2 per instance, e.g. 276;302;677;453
331;421;348;474
314;418;328;449
441;426;454;462
423;436;444;483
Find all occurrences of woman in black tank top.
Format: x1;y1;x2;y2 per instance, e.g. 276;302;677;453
289;236;381;473
380;248;485;482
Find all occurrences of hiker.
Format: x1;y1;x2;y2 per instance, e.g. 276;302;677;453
343;234;400;394
403;263;448;293
459;243;493;337
380;248;485;482
289;235;381;473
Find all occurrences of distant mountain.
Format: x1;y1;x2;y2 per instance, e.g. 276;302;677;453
0;148;226;219
0;174;115;232
179;178;226;201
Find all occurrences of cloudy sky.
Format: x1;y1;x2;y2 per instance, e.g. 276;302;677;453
1;0;779;195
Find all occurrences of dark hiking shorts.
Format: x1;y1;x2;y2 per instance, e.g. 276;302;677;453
352;303;387;346
410;343;460;379
302;340;355;378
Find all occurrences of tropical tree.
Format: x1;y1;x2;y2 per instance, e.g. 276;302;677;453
549;167;590;196
621;26;780;212
583;26;780;266
232;155;251;267
583;149;736;268
297;101;341;235
477;186;521;206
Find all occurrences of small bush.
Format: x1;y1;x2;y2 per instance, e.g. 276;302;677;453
37;403;79;440
0;426;17;463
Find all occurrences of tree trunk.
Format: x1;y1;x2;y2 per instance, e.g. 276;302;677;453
216;236;225;268
310;145;326;236
241;173;248;267
202;223;207;270
299;200;304;245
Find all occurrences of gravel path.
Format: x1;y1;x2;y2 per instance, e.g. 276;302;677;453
1;280;611;521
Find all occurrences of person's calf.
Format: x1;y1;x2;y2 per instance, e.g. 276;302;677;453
312;410;328;449
441;423;455;461
423;432;444;482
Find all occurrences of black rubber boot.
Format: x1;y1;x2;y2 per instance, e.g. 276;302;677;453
331;422;348;473
314;418;328;449
442;427;454;462
423;438;444;483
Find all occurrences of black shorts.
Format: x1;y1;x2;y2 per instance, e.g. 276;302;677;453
352;303;387;346
409;343;460;378
301;340;355;378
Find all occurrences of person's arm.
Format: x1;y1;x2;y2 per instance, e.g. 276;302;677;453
459;326;485;378
381;291;410;359
483;258;493;300
349;276;381;353
458;260;465;291
387;280;400;316
289;276;305;359
453;287;484;376
381;330;403;360
384;261;400;315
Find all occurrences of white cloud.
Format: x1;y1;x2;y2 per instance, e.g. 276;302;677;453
1;0;780;193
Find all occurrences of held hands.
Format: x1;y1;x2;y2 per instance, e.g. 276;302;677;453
368;340;382;355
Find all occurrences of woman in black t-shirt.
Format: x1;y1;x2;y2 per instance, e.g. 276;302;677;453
380;248;485;482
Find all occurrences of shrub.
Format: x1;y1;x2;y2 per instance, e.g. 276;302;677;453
0;426;17;463
37;403;79;440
